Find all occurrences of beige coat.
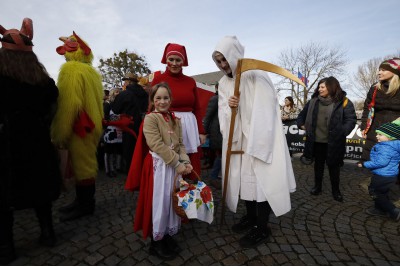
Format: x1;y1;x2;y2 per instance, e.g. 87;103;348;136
143;112;190;168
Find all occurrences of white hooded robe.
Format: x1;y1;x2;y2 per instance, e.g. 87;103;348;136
212;36;296;217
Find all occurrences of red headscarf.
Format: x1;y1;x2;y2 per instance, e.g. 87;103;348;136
161;43;188;66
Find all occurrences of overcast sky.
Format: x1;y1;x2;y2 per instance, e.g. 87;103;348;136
1;0;399;101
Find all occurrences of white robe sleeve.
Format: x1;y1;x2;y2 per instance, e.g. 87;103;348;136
245;71;277;163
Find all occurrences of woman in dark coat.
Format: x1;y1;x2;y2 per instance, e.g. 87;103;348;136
297;77;356;202
0;18;61;265
360;58;400;165
202;86;223;189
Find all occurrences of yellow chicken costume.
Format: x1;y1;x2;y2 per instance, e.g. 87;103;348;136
51;31;103;221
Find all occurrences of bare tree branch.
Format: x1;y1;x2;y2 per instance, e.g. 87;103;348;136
276;42;348;107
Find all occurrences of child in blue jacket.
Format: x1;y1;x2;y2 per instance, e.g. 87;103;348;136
363;120;400;221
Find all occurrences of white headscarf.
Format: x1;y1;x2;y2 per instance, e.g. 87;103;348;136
212;36;244;76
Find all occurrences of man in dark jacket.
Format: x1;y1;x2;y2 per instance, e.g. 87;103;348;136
112;74;148;172
203;84;223;189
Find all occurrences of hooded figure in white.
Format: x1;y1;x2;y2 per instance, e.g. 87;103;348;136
212;36;296;218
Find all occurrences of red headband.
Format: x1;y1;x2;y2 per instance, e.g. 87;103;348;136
161;43;188;66
0;18;33;52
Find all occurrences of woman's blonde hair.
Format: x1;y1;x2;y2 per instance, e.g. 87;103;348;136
109;88;120;102
377;74;400;95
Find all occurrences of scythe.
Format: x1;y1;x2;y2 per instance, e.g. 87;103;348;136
220;58;305;225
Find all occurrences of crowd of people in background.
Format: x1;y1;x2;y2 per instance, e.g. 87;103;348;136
1;17;400;264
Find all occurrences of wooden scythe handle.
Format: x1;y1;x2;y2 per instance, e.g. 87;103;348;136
220;59;244;225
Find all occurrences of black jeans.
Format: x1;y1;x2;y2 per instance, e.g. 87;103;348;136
313;142;341;193
368;174;397;217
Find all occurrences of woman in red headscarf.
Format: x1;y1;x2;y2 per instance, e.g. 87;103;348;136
151;43;206;178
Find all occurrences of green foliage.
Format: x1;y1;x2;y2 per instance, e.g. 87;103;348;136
98;49;151;89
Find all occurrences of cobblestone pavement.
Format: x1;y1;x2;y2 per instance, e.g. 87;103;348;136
8;155;400;266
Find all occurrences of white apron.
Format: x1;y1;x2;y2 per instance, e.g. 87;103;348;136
151;151;181;240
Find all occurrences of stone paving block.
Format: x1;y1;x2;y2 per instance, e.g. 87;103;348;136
267;242;281;253
315;242;332;252
132;258;152;266
98;244;117;257
299;253;317;265
29;252;52;266
86;242;103;253
210;248;225;261
242;248;258;260
222;256;236;266
84;252;104;265
285;234;299;244
56;245;79;258
232;252;248;265
247;259;263;265
57;258;79;266
128;241;146;253
260;255;276;265
179;248;194;261
371;258;390;265
313;255;329;265
292;244;307;254
186;258;201;265
119;257;140;265
284;251;300;260
272;253;289;265
190;243;207;255
321;250;339;261
220;244;235;256
306;247;322;256
131;249;148;262
380;248;400;261
103;254;122;266
256;243;271;256
113;238;128;249
274;236;289;245
87;234;102;243
213;237;227;246
279;244;292;252
347;247;366;257
203;240;217;249
198;254;214;265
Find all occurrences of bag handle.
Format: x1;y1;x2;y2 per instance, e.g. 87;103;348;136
172;169;201;195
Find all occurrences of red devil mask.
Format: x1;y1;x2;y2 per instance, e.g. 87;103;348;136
0;18;33;52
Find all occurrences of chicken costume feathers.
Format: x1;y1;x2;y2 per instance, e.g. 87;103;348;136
51;32;103;182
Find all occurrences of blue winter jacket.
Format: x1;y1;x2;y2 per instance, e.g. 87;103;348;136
363;140;400;176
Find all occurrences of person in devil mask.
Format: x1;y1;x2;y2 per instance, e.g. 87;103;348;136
0;18;61;265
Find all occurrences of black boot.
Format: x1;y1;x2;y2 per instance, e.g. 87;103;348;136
332;190;343;202
149;238;176;260
329;166;343;202
310;177;322;195
232;201;257;233
60;184;95;222
163;235;181;253
35;203;57;247
310;185;322;195
0;210;16;265
239;201;271;248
